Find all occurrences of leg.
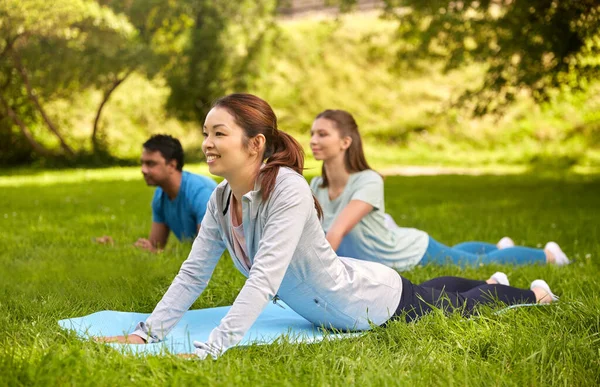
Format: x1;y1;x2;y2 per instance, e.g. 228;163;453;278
485;247;546;265
420;237;546;266
419;276;487;293
393;276;537;322
420;237;482;266
452;242;498;254
458;284;537;311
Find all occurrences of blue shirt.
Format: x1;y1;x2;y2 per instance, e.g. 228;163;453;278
152;171;217;241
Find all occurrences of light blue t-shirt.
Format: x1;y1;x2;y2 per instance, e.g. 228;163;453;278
310;170;429;271
152;171;217;241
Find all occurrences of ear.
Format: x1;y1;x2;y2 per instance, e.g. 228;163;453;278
341;136;352;150
250;134;266;156
167;158;178;171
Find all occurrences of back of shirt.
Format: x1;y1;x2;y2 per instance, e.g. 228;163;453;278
311;170;428;270
152;171;217;241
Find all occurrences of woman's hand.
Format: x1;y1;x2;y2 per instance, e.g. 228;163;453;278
96;334;146;344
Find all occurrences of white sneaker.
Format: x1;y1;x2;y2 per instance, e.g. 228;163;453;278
497;237;515;249
544;242;570;266
531;279;559;302
490;271;510;286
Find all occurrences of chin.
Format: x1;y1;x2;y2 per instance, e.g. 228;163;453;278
207;165;225;178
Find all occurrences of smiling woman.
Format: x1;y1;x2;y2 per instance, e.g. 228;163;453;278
99;93;558;360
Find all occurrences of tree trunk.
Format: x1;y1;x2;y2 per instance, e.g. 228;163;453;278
0;95;55;157
92;70;132;153
11;51;75;156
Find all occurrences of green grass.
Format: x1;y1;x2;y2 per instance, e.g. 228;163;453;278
1;169;599;385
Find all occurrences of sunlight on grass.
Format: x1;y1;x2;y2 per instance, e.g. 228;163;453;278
1;173;598;384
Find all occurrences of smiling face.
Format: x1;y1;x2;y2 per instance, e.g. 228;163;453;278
309;118;350;162
202;107;259;179
141;149;176;186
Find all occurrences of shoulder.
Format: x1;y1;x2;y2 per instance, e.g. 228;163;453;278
352;169;383;185
152;187;163;203
309;176;324;192
272;167;312;198
151;188;164;212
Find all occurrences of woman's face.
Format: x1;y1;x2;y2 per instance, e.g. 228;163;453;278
310;118;347;161
202;107;256;179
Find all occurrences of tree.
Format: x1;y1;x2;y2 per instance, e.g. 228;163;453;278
163;0;279;122
99;0;280;123
340;0;600;114
0;0;142;161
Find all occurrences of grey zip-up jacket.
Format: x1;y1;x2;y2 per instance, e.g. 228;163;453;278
132;167;402;357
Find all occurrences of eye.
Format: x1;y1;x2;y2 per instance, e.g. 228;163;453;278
215;131;225;136
202;132;208;137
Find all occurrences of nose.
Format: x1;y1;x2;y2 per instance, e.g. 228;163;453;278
309;133;318;147
202;135;213;153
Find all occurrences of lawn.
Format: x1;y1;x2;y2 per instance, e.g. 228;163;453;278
0;168;599;385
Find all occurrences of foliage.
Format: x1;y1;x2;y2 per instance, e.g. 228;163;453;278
0;171;599;384
162;0;279;122
0;0;143;161
0;0;279;164
339;0;600;114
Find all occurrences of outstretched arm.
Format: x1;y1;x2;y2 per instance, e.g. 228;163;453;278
100;196;226;344
325;200;373;251
195;175;312;359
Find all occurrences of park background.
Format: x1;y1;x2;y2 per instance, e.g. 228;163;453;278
1;1;599;385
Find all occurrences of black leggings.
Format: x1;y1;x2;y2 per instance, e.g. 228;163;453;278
392;275;537;321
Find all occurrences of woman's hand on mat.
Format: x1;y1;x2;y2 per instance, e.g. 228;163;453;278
97;334;145;344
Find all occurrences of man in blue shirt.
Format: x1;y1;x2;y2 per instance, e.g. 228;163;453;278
133;134;217;252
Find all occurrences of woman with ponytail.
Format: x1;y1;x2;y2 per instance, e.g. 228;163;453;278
101;94;559;359
309;109;570;270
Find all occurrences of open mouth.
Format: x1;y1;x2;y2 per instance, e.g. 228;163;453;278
206;155;221;162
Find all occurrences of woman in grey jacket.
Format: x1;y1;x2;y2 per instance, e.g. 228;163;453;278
103;94;557;359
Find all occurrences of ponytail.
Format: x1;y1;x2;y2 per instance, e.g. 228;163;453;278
260;131;324;219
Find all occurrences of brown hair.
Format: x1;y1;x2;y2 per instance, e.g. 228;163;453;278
315;109;373;187
212;93;323;218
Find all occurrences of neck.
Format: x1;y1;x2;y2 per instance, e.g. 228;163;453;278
324;154;350;189
161;171;183;200
227;162;262;202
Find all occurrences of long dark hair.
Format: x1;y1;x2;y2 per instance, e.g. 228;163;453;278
315;109;373;187
213;93;323;218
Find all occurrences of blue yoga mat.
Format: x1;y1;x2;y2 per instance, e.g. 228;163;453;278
58;301;360;355
58;302;545;356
